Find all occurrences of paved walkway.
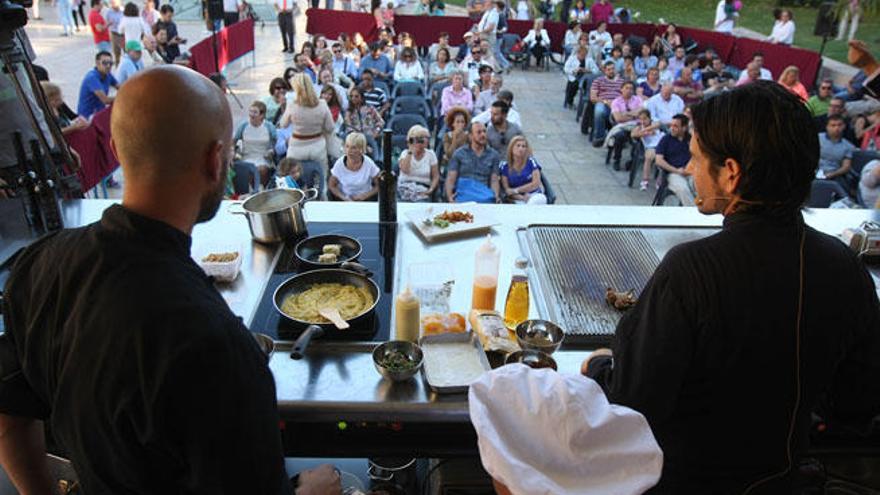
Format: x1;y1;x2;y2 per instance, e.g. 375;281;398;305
22;3;651;205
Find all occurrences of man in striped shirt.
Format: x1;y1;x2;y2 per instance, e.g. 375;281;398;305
589;61;624;146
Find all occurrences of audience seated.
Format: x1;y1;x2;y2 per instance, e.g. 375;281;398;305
486;100;524;154
331;42;359;81
777;65;808;101
441;71;474;116
702;57;735;96
358;71;390;116
500;135;547;204
461;45;492;87
564;46;600;108
638;67;662;98
319;85;345;163
40;82;89;136
274;157;304;190
393;47;425;82
475;74;504;114
666;46;687;76
472;65;495;97
429;32;453;61
316;68;349;110
630;109;664;190
235;100;278;189
860;108;880;150
736;52;773;83
398;125;441;202
860;159;880;207
441;106;471;168
587;21;611;62
472;89;521;126
523;19;551;68
262;77;290;126
359;42;394;82
605;80;644;167
818;115;856;190
672;66;703;105
655;114;693;205
344;86;384;161
328;132;381;201
634;43;658;79
564;21;582;59
430;47;458;86
590;61;624;146
806;79;834;117
445;122;502;203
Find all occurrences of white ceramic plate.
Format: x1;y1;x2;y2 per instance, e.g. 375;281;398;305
405;205;499;243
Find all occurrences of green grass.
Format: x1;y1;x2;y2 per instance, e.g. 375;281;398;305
447;0;878;63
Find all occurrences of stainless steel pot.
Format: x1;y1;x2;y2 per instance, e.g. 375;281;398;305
229;188;318;243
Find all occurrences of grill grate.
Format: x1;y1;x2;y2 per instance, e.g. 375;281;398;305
527;226;660;344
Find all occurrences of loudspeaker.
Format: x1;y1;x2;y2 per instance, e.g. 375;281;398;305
814;2;838;37
206;0;224;21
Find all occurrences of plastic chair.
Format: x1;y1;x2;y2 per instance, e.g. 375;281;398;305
541;173;557;204
372;80;390;98
391;95;431;118
388;114;429;151
501;33;528;68
392;81;426;99
651;171;681;206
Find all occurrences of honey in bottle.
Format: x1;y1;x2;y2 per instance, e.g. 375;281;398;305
471;234;500;311
503;257;530;331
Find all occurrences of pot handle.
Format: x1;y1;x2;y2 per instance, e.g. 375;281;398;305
290;325;324;360
340;261;372;277
301;188;319;202
227;201;247;215
367;462;395;482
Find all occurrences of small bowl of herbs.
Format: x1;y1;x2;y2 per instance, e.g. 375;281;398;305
373;341;423;382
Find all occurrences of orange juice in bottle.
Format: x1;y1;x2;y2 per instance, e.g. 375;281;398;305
503;257;530;331
471;235;500;311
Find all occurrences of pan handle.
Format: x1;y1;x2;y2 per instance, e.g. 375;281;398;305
301;188;319;202
339;261;372;276
290;325;324;360
227;201;247;215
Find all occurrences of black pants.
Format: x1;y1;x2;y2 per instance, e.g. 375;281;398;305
565;80;579;106
559;0;571;23
277;11;295;51
72;3;86;28
223;11;239;27
310;0;319;8
531;45;545;66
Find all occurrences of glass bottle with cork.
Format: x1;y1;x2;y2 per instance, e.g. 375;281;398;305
503;257;530;331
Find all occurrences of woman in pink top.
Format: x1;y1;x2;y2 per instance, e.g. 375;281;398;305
440;71;474;116
777;65;808;101
590;0;613;24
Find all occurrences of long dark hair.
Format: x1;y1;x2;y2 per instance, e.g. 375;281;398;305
690;80;818;211
123;2;138;16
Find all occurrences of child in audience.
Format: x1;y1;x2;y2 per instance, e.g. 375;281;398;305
630;109;664;191
275;157;304;190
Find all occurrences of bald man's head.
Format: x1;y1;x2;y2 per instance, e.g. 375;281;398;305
112;65;232;180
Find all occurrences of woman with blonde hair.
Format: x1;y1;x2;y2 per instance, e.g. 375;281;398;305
279;73;335;194
398;124;440;202
777;65;808;101
328;132;380;201
500;135;547;204
523;18;551;69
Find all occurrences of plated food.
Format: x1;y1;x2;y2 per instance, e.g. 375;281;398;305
428;210;475;229
378;349;418;372
280;283;374;323
605;287;638;311
202;252;239;263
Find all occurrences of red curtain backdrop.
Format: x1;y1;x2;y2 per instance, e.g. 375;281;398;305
189;18;256;77
305;10;822;86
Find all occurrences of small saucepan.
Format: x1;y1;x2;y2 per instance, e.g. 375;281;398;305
294;234;363;270
273;269;380;359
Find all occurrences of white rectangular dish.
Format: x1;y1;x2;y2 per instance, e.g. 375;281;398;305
419;332;491;394
405;205;499;243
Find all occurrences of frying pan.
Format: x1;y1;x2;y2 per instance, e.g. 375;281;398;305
273;269;380;360
294;234;364;270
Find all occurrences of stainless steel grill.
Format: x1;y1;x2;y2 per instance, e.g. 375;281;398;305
526;226;661;344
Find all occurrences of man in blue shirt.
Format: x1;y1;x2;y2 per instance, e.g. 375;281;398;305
654;113;693;205
358;43;393;83
116;40;144;86
77;51;118;119
330;42;358;80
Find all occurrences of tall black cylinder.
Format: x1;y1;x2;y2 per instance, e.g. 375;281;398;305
378;129;397;223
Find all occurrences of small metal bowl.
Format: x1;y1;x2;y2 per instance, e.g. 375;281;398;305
515;319;565;355
505;350;558;371
372;341;424;382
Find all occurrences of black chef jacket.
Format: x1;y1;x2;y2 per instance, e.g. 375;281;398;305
587;209;880;494
0;205;292;495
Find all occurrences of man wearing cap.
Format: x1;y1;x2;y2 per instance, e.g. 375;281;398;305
116;40;145;86
77;51;119;119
